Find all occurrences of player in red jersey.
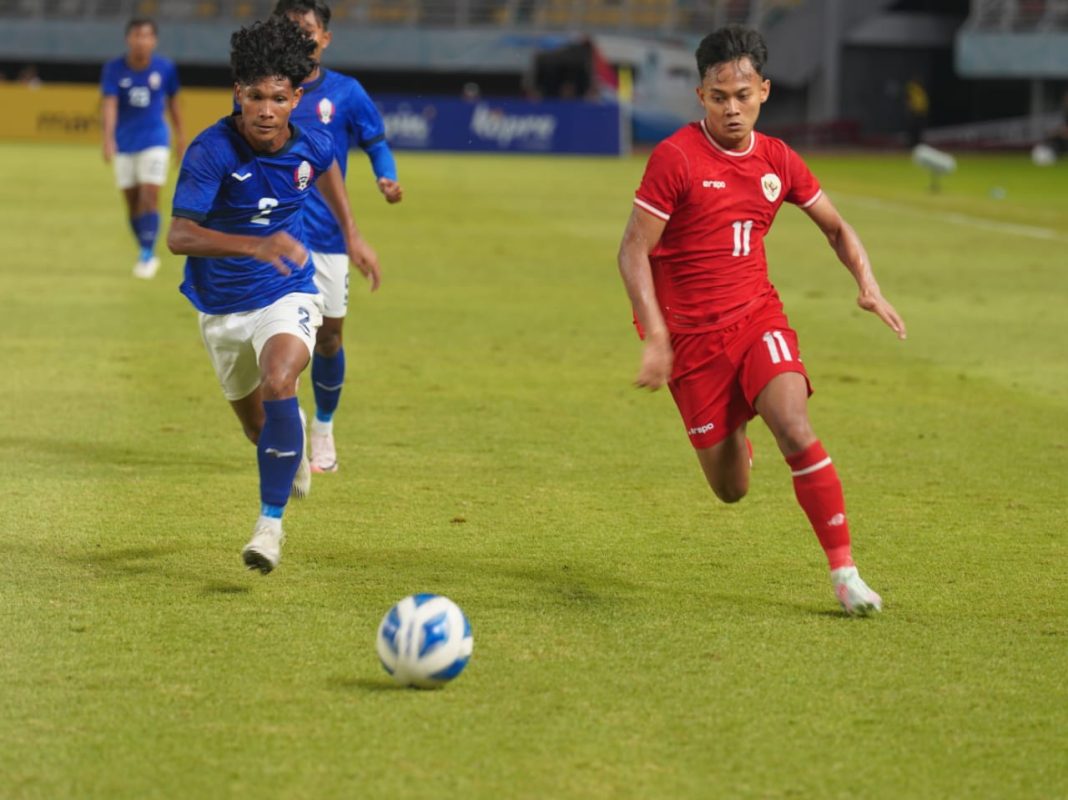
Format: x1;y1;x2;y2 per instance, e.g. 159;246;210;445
617;26;906;615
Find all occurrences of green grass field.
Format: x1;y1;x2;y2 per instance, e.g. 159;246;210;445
1;142;1065;799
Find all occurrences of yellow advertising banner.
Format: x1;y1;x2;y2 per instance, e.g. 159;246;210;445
0;83;235;144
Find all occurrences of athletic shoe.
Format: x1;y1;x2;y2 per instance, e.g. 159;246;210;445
132;256;160;279
309;427;338;473
291;408;311;499
831;566;883;616
242;518;285;574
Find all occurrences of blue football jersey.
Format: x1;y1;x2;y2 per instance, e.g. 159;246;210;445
289;68;393;253
173;116;337;315
100;54;179;153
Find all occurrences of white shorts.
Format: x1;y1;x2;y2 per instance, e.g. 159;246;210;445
311;251;350;318
198;292;324;401
114;146;170;189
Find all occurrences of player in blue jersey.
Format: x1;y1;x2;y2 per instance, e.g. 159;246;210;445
167;16;381;574
273;0;403;474
101;18;185;280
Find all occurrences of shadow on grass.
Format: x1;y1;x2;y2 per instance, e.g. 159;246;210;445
0;435;238;472
73;544;183;575
201;580;251;595
328;676;411;693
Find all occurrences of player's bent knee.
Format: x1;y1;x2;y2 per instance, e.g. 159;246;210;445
712;483;748;504
771;418;815;454
259;374;298;401
315;328;342;356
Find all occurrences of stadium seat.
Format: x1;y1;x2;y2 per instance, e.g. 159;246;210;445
368;0;418;24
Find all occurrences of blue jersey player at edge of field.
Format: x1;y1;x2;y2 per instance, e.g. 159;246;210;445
272;0;404;476
101;17;185;280
167;16;382;575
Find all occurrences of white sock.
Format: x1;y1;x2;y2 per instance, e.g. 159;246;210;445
310;416;333;436
256;515;283;532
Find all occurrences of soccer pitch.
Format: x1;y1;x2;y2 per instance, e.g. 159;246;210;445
1;142;1065;799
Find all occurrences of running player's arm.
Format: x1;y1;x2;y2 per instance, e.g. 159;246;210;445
100;62;118;163
165;60;185;161
101;96;118;163
618;206;672;390
350;81;402;203
165;99;186;162
803;194;907;340
168;218;308;277
317;159;381;291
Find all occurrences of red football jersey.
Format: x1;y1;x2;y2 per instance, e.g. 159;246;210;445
634;122;822;333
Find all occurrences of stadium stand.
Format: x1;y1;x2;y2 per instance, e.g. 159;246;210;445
0;0;803;32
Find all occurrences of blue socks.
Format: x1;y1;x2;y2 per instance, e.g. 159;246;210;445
257;397;303;510
131;211;160;261
312;348;345;423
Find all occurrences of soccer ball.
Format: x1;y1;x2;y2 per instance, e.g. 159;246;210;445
376;594;473;688
1031;143;1057;167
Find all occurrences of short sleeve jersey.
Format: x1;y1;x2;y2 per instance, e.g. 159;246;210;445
289;68;389;253
634;122;822;333
172;116;337;315
100;54;179;153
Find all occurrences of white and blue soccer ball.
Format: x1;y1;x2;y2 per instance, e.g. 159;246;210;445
376;594;473;689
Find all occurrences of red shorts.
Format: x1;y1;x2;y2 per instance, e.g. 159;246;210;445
667;299;812;449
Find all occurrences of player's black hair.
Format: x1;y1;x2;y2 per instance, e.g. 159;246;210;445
272;0;332;30
695;25;768;80
125;17;158;35
230;16;316;88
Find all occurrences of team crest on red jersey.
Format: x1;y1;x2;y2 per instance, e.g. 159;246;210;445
761;173;782;202
294;160;314;190
317;98;334;124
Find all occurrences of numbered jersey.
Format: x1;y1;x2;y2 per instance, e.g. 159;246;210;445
173;115;336;314
100;55;179;153
634;123;822;333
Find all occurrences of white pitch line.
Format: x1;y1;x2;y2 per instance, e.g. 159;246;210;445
832;193;1067;243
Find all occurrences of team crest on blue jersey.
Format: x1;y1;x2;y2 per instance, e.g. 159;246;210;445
149;71;162;90
294;160;314;190
317;98;335;124
761;173;782;202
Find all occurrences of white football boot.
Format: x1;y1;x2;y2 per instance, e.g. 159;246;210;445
132;256;160;279
309;419;338;473
242;517;285;574
291;408;311;499
831;566;883;616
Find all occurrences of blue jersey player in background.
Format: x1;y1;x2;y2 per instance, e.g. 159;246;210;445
273;0;404;474
101;18;185;280
167;17;382;575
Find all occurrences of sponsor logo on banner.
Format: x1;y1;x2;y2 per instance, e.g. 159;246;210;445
761;173;782;202
469;104;556;148
382;106;433;147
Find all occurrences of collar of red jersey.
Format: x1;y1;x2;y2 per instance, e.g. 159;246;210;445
700;120;757;157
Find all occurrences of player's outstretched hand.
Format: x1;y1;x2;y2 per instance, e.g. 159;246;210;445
350;238;382;292
103;139;116;164
858;287;907;340
377;178;404;204
253;231;308;276
635;334;673;390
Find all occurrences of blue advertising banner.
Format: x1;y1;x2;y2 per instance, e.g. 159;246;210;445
375;96;628;156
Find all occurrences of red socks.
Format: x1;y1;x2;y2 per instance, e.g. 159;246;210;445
786;441;854;570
